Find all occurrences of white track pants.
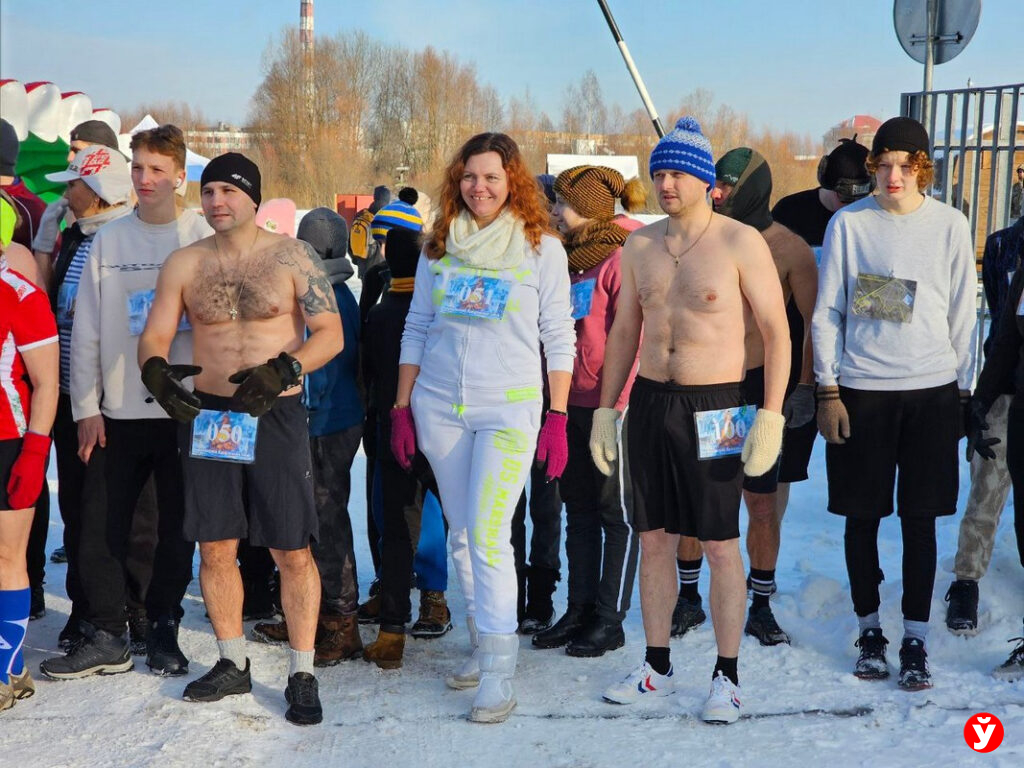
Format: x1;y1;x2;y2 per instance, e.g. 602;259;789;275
412;380;541;635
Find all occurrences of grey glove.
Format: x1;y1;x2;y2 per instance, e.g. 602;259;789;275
32;196;69;254
782;383;816;428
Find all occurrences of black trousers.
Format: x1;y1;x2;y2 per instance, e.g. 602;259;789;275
511;463;562;574
310;424;362;615
79;418;193;634
844;515;936;623
559;406;638;622
1002;398;1024;569
25;451;49;589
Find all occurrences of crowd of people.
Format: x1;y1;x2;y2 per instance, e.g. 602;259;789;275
0;110;1022;726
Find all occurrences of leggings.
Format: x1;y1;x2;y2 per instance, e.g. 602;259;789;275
844;515;936;623
412;379;541;635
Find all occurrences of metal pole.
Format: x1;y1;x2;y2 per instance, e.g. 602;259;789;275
596;0;665;137
923;0;936;132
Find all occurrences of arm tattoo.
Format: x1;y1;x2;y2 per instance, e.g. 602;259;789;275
278;241;339;316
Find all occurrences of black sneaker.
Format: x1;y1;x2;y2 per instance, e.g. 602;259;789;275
50;546;68;564
944;580;979;636
897;638;931;691
744;605;791;646
671;594;706;638
147;617;189;676
853;628;890;680
39;624;132;680
285;672;323;725
566;615;625;658
183;658;252;702
128;609;149;656
992;635;1024;682
29;584;45;620
533;603;595;649
518;609;554;635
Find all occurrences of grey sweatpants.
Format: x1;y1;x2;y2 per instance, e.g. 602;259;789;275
954;395;1012;581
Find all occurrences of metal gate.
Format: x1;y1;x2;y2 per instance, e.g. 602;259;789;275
901;82;1024;380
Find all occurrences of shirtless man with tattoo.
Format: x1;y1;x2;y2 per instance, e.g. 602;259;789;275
138;153;343;726
591;118;790;724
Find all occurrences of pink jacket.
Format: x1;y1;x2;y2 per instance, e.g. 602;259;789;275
568;216;643;410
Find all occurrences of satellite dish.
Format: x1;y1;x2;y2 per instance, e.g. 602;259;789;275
894;0;981;65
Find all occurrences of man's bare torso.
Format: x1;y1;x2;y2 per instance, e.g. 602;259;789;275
179;233;306;397
743;221;803;369
629;215;749;385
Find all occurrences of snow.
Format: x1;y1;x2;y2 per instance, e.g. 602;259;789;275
4;272;1023;766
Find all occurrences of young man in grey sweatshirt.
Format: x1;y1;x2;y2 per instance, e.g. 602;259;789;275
811;117;977;692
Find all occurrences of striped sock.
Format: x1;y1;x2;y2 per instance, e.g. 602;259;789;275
677;558;702;601
749;568;775;610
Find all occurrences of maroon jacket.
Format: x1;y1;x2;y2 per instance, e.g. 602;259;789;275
2;179;46;250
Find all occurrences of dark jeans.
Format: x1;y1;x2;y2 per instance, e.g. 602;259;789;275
26;451;49;589
1002;399;1024;568
844;515;936;623
310;425;362;616
559;406;638;622
79;418;193;634
363;407;382;577
511;462;562;574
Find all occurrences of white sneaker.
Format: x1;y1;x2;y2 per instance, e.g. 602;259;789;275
602;661;675;704
701;671;742;724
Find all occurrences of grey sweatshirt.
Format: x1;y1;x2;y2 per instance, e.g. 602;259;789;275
812;195;977;391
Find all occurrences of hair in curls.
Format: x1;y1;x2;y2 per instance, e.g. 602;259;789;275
426;132;553;260
865;149;934;192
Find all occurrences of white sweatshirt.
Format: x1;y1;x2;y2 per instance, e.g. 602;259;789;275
812;195;977;391
70;209;212;421
400;234;576;394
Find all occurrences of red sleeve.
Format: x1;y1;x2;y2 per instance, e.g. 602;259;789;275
12;284;58;351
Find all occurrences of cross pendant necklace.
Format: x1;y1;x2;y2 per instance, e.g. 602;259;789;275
213;228;260;321
663;210;713;267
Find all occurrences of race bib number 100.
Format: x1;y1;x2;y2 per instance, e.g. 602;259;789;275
694;405;757;460
190;410;258;463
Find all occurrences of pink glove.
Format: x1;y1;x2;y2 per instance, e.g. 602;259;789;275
535;411;568;482
7;431;50;510
389;406;417;471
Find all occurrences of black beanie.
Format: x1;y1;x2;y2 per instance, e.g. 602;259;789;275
297;207;349;260
398;187;419;205
385;226;420;279
872;117;929;156
0;119;18;176
70;120;119;150
821;138;870;189
201;152;261;207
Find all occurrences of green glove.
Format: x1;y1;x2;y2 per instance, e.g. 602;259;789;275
228;352;301;417
141;357;202;423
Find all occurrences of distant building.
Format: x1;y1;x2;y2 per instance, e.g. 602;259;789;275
185;122;255;155
823;115;881;151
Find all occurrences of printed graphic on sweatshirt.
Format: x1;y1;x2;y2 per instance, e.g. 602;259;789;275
571;278;597;320
441;275;512;320
851;273;917;324
694;405;756;460
190;410;258;463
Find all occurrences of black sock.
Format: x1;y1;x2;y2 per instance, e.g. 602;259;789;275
645;646;671;676
749;568;775;610
714;655;738;686
677;558;702;601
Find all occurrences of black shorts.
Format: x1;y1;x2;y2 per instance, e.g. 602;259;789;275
740;366;780;494
627;376;743;541
778;416;817;483
0;438;22;509
825;382;959;519
179;392;318;550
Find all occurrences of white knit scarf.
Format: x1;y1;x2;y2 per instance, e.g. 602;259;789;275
445;209;526;270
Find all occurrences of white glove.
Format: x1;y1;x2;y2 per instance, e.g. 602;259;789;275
589;407;620;477
32;196;69;254
741;409;785;477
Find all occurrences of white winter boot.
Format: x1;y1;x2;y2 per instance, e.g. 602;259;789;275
446;616;480;690
469;633;518;723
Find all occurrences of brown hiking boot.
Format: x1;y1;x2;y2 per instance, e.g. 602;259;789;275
362;629;405;669
411;591;454;639
252;619;289;644
314;614;363;667
357;593;381;625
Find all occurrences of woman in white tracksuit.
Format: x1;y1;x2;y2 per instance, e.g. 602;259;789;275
390;132;575;723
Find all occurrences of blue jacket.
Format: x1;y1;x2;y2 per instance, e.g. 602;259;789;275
306;257;364;436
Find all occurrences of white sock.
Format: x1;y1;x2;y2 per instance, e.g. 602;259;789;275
217;636;247;669
289;648;315;677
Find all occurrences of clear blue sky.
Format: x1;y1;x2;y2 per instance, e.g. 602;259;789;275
1;0;1018;143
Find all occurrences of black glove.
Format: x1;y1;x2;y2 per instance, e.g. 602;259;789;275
228;352;301;417
965;398;1000;462
141;357;202;423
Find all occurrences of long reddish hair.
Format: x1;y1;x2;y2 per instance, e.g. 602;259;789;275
426;132;553;260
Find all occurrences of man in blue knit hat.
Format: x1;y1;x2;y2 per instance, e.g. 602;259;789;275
592;117;790;724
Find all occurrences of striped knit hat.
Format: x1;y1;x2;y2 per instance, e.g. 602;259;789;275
370;199;423;242
648;116;715;189
554;165;626;220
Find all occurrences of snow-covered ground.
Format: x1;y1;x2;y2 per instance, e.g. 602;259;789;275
4;434;1024;767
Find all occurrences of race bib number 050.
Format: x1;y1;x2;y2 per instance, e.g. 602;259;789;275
694;405;757;460
190;410;258;464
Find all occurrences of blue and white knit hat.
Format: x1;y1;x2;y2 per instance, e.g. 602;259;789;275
648;116;715;189
370;200;424;242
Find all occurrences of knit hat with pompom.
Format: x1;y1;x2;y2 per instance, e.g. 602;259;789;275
648;116;715;189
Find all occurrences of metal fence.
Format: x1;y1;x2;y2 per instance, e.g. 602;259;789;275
901;82;1024;381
